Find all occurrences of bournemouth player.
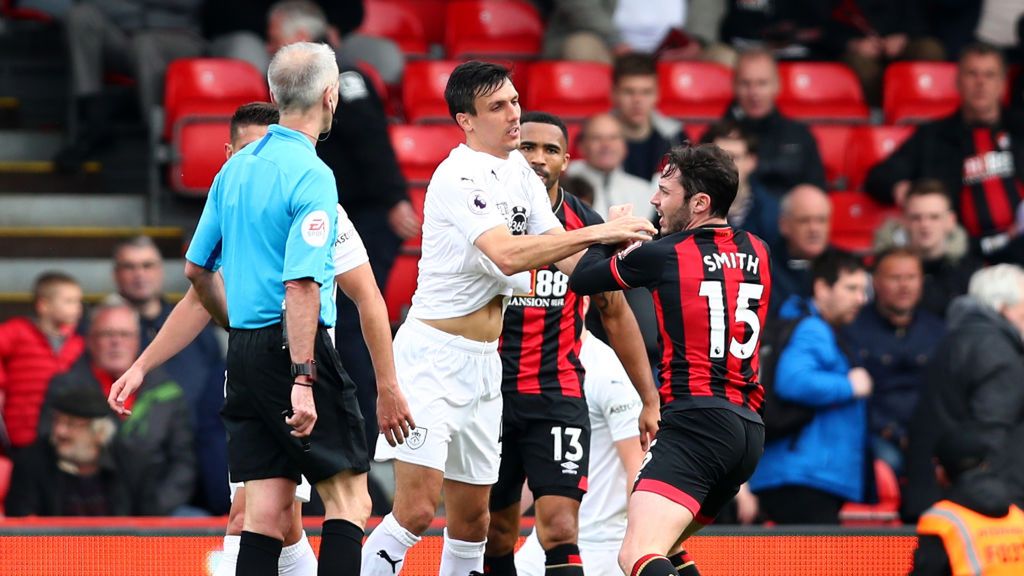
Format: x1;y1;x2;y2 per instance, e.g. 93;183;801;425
485;112;659;576
570;144;772;576
362;62;656;576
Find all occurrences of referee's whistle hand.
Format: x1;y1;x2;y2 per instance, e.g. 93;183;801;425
287;383;317;437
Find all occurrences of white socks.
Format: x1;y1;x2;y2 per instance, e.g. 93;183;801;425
361;512;422;576
215;532;317;576
438;529;486;576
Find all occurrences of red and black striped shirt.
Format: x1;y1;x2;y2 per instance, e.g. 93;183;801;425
569;225;772;421
499;191;605;398
958;126;1024;240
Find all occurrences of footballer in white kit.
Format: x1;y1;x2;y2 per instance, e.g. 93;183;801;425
374;142;560;482
515;333;645;576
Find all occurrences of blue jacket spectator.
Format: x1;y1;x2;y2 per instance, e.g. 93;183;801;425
750;251;872;524
843;249;945;476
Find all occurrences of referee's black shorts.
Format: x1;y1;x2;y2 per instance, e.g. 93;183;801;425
223;324;370;485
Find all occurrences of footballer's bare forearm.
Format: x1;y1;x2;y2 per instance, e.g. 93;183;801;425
477;226;608;276
338;264;399;388
185;261;228;328
284;279;320;366
597;291;660;406
135;287;212;373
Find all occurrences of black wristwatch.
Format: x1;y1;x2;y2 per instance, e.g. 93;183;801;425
290;359;317;382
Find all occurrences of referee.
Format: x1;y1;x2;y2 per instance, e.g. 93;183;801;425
185;42;412;576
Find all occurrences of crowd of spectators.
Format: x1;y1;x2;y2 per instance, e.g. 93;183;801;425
2;0;1024;527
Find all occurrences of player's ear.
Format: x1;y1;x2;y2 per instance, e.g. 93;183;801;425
455;111;472;133
224;143;233;160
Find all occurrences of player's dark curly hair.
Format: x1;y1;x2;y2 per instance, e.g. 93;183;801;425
444;61;511;120
662;144;738;219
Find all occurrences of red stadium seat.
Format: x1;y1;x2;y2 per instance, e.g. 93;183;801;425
658;61;733;121
0;0;51;21
829;191;901;253
684;122;709;143
525;62;612;121
565;121;583;158
390;124;465;185
368;0;447;47
402;186;427;250
845;125;915;191
385;253;420;326
883;62;959;125
169;108;235;196
402;60;458;123
163;59;268;140
840;459;902;526
360;0;429;56
444;0;543;59
777;62;869;123
809;125;853;190
0;455;11;515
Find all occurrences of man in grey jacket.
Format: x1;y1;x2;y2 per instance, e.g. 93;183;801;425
904;264;1024;521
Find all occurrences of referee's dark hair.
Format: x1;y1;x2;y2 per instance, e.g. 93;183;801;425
520;111;569;147
445;61;511;120
230;102;279;143
662;144;739;219
811;250;864;288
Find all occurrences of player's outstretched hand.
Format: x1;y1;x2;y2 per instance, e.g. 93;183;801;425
377;379;416;447
598;216;657;245
638;401;660;452
108;363;145;416
287;382;317;438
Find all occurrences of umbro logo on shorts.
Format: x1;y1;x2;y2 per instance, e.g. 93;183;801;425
561;461;579;475
406;427;428;450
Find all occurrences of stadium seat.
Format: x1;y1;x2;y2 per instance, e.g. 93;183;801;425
829;191;901;253
169;111;233;196
385;253;420;326
809;125;853;190
369;0;447;47
657;61;733;121
0;455;11;515
390;124;465;185
840;459;902;526
163;59;268;140
524;62;612;121
402;186;427;251
0;0;51;21
444;0;543;59
845;125;915;191
402;60;459;123
565;121;583;158
883;62;959;124
777;62;869;123
684;122;709;143
360;0;429;56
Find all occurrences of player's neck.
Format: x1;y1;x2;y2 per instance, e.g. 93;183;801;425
547;183;560;208
685;215;728;230
466;135;511;160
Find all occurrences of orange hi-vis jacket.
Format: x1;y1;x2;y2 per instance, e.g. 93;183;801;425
917;500;1024;575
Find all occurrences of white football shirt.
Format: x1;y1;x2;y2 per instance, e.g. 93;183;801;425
408;144;562;320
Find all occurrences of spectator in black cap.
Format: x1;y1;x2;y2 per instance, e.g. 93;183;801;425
910;425;1024;575
5;386;127;516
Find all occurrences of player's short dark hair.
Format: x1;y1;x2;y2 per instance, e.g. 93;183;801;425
905;178;951;206
872;247;921;272
959;41;1006;72
613;52;657;84
444;61;511;120
230;102;279;142
520;111;569;147
811;250;864;287
33;271;79;303
700;120;758;155
662;144;738;219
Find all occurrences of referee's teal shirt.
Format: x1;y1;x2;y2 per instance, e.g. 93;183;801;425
186;124;338;329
